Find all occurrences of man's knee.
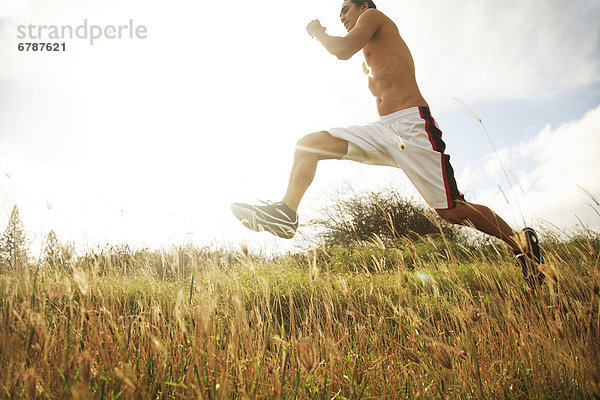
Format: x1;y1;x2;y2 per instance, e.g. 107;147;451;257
296;131;323;150
295;131;347;160
295;132;322;160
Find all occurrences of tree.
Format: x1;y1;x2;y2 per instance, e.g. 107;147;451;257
0;205;30;271
43;230;63;269
311;189;457;247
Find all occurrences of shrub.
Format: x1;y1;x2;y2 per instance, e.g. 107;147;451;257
310;189;457;247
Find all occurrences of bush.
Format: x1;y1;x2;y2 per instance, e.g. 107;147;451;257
310;189;457;247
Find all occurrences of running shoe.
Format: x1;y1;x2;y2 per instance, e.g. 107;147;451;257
515;227;545;287
231;201;298;239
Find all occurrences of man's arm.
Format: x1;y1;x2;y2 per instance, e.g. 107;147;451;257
307;9;382;60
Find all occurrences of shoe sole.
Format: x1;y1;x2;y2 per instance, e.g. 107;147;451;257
522;227;545;287
231;203;296;239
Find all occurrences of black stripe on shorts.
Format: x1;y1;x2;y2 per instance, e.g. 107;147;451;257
419;106;465;209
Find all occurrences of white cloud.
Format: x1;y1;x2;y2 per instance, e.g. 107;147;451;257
470;105;600;231
387;0;600;108
483;147;513;178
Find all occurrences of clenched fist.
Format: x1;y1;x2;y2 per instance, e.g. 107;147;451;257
306;19;326;37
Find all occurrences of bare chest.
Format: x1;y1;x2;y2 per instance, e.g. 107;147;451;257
362;40;388;75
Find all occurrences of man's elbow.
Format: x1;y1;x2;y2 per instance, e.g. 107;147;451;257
335;47;355;60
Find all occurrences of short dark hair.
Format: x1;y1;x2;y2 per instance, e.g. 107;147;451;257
349;0;376;9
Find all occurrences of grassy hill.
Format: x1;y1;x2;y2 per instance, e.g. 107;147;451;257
1;233;599;399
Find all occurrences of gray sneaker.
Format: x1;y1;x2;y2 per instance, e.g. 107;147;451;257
231;201;298;239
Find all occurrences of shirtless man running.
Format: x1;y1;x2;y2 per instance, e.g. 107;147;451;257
232;0;544;286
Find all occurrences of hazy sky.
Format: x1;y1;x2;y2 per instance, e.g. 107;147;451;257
1;0;599;255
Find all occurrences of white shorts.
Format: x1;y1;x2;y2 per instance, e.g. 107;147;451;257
327;106;464;209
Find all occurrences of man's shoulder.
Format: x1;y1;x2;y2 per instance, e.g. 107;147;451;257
358;8;392;26
360;8;385;19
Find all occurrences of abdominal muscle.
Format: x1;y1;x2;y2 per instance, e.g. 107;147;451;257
370;79;428;116
363;24;428;116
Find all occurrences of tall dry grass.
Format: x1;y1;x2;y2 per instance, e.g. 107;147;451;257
0;234;599;399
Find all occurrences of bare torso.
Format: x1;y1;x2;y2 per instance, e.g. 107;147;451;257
362;13;427;116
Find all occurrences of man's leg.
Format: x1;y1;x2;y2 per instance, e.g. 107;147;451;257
231;131;348;239
282;131;349;211
435;201;521;251
436;201;546;286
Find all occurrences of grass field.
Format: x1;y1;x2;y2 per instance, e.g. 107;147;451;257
1;232;599;399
